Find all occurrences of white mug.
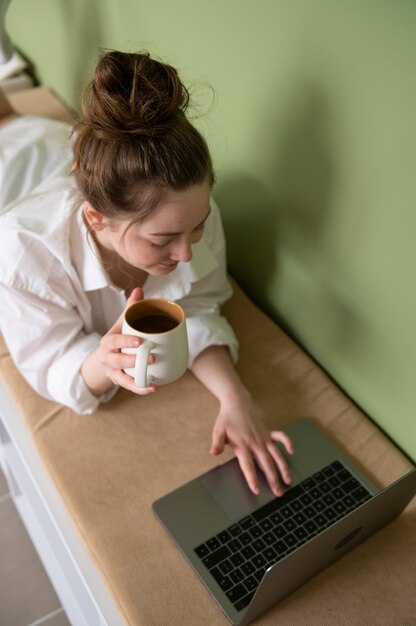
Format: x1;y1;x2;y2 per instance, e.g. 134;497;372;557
122;298;188;388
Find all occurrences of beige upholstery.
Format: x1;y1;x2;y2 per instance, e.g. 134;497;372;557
1;89;415;625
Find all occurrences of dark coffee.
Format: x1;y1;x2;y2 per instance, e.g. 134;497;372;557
131;313;178;334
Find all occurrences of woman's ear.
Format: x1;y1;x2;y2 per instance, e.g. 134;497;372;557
83;201;107;231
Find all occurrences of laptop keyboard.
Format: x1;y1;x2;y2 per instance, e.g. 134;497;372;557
194;460;372;612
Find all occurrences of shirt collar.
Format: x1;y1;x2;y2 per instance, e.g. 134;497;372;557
70;206;113;292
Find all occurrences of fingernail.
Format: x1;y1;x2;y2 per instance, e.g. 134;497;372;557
131;338;140;346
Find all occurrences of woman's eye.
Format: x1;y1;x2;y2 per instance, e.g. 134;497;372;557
151;241;170;249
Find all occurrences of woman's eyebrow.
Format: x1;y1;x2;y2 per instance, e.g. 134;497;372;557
149;207;211;237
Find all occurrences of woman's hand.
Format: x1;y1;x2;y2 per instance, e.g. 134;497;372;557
210;393;294;497
190;345;294;497
81;287;157;396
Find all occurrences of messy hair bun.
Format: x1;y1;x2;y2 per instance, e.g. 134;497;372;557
72;50;213;221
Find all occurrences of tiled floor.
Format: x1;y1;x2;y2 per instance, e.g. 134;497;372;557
0;467;71;626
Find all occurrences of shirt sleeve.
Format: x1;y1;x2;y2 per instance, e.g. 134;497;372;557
0;282;118;415
178;199;239;366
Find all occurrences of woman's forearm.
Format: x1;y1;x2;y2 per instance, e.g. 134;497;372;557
190;345;250;409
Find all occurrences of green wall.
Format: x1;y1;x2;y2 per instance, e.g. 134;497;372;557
9;1;416;460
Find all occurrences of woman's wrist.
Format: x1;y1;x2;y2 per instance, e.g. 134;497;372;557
217;382;252;413
81;349;114;397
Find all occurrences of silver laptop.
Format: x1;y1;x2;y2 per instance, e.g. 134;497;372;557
153;418;416;625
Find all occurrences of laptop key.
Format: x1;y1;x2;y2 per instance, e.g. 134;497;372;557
219;559;233;574
207;537;220;551
252;538;267;552
228;538;243;552
234;591;255;611
273;540;287;555
312;470;326;483
343;495;355;508
202;545;231;568
284;533;297;547
333;502;347;515
210;567;233;591
241;545;255;559
228;523;243;536
353;487;371;502
260;518;273;531
314;514;327;528
263;546;277;562
300;493;313;506
263;531;276;546
249;525;264;539
302;477;316;490
283;519;296;532
320;481;331;494
313;500;325;512
195;543;209;558
241;561;256;576
252;554;266;569
281;505;294;519
303;506;316;518
239;515;255;530
294;512;307;524
270;511;284;524
230;569;245;584
230;552;244;567
323;465;336;477
245;575;258;592
324;508;337;522
239;531;253;546
294;527;307;541
217;530;232;544
226;583;248;604
342;478;361;493
304;520;318;533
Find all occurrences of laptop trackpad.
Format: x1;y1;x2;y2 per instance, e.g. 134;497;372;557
200;458;302;522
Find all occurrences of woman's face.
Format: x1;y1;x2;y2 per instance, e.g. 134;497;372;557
93;179;212;276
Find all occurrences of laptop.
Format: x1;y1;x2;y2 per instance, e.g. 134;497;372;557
152;418;416;625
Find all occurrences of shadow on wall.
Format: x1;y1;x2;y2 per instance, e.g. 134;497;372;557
217;82;337;325
58;0;108;106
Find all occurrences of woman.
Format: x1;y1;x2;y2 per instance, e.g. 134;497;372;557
0;50;293;496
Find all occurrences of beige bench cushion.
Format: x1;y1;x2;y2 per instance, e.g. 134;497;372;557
0;279;414;625
1;88;414;624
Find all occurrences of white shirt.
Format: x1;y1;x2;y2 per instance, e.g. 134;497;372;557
0;116;238;414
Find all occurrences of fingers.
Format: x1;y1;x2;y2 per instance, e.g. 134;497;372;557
226;433;291;497
266;442;292;488
112;370;157;395
210;425;227;455
270;430;294;455
235;449;261;495
99;332;155;389
236;431;295;498
108;287;144;335
127;287;144;305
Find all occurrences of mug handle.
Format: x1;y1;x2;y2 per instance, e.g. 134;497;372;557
134;340;155;388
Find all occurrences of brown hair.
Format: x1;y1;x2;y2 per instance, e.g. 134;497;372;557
72;50;214;224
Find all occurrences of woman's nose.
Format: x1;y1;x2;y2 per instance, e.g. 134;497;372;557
171;237;193;262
